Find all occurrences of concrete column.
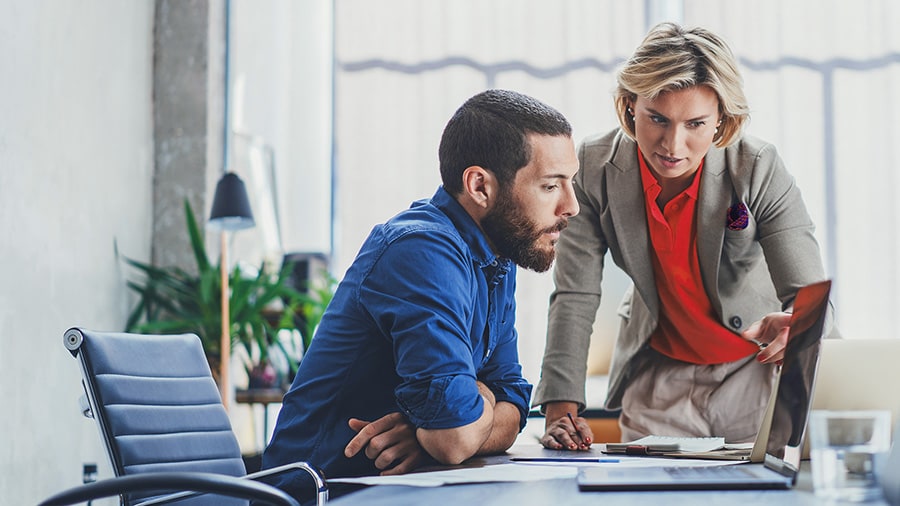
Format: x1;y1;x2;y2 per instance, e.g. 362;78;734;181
151;0;225;270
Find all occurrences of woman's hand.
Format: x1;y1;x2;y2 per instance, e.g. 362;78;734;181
539;401;593;451
741;311;792;365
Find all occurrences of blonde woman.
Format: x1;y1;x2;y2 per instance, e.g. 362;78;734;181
535;22;833;450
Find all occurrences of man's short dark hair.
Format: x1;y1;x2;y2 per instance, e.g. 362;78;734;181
438;89;572;195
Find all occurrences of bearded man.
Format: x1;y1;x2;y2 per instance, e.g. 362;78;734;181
261;89;579;502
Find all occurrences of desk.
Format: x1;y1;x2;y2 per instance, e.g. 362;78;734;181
327;442;889;505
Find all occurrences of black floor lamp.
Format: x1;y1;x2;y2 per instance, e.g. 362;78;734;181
209;172;255;409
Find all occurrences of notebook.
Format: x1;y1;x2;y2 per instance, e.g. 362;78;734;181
605;435;729;454
603;385;774;461
604;435;757;461
578;279;832;491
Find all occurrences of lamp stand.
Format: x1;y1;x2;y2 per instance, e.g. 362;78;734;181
220;231;231;410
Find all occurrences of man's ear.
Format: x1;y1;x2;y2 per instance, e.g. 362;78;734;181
461;166;496;210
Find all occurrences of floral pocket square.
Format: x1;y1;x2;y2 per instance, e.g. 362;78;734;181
726;202;749;231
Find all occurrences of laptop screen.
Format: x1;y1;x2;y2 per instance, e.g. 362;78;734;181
763;279;832;474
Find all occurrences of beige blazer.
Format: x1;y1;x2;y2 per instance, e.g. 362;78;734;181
533;128;831;411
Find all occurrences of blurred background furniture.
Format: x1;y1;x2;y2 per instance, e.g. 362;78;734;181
235;387;286;453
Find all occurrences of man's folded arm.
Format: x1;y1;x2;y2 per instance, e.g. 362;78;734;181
416;394;493;465
415;381;522;464
475;400;521;455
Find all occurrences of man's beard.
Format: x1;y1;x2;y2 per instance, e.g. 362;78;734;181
481;193;567;273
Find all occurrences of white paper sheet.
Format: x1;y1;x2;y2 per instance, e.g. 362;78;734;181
328;463;578;487
327;456;747;487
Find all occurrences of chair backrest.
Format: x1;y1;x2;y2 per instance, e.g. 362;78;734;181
64;328;247;480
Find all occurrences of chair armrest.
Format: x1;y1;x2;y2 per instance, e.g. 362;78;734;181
246;461;329;506
37;471;300;506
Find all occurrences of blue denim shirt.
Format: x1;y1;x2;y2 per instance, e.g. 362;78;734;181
262;187;532;493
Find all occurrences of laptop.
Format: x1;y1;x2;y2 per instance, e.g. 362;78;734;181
577;279;832;491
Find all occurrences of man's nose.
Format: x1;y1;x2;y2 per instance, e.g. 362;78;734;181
560;183;579;218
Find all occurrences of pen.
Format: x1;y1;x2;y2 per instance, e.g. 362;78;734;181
511;457;620;463
567;412;588;447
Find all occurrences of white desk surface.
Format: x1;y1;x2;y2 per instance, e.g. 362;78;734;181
326;418;889;506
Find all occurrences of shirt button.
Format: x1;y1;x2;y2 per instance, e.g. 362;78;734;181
729;316;742;329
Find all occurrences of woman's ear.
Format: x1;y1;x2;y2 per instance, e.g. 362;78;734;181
461;166;495;210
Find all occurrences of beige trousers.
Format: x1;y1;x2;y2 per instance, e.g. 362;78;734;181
618;348;777;443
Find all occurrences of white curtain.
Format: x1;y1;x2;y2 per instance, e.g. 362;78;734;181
333;0;900;387
684;0;900;341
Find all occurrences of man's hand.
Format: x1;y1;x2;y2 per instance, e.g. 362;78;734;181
741;311;792;365
344;412;428;475
540;401;592;451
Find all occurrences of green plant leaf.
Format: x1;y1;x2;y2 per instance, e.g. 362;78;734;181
185;199;211;274
122;198;336;386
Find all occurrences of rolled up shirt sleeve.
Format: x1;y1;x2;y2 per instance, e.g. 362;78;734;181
395;375;485;429
361;231;490;430
478;327;533;432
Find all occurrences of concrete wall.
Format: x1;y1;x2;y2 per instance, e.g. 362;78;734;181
0;1;155;503
0;0;232;502
0;2;332;502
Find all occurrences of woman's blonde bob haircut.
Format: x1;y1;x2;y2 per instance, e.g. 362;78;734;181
614;22;750;148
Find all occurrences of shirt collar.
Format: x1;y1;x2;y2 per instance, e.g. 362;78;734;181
637;147;704;201
430;186;504;269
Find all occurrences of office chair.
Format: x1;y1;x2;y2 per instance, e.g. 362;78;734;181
39;472;299;506
42;327;327;506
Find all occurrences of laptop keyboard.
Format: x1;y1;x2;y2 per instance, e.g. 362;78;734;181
664;465;755;479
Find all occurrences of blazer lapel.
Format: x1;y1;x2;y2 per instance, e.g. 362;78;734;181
696;146;730;316
607;139;658;317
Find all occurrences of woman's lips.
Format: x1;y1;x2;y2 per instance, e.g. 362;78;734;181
656;153;682;168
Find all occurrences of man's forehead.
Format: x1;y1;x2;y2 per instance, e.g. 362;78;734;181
523;135;577;172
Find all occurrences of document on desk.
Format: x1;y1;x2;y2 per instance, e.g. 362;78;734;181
328;463;578;487
511;454;745;468
604;435;734;455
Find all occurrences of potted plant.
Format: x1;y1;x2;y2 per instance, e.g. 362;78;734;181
122;199;330;388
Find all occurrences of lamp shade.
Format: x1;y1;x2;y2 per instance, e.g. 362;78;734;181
209;172;255;231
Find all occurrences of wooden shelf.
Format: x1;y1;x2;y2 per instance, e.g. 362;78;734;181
235;387;285;405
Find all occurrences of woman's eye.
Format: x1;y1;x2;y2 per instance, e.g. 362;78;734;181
650;115;667;124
